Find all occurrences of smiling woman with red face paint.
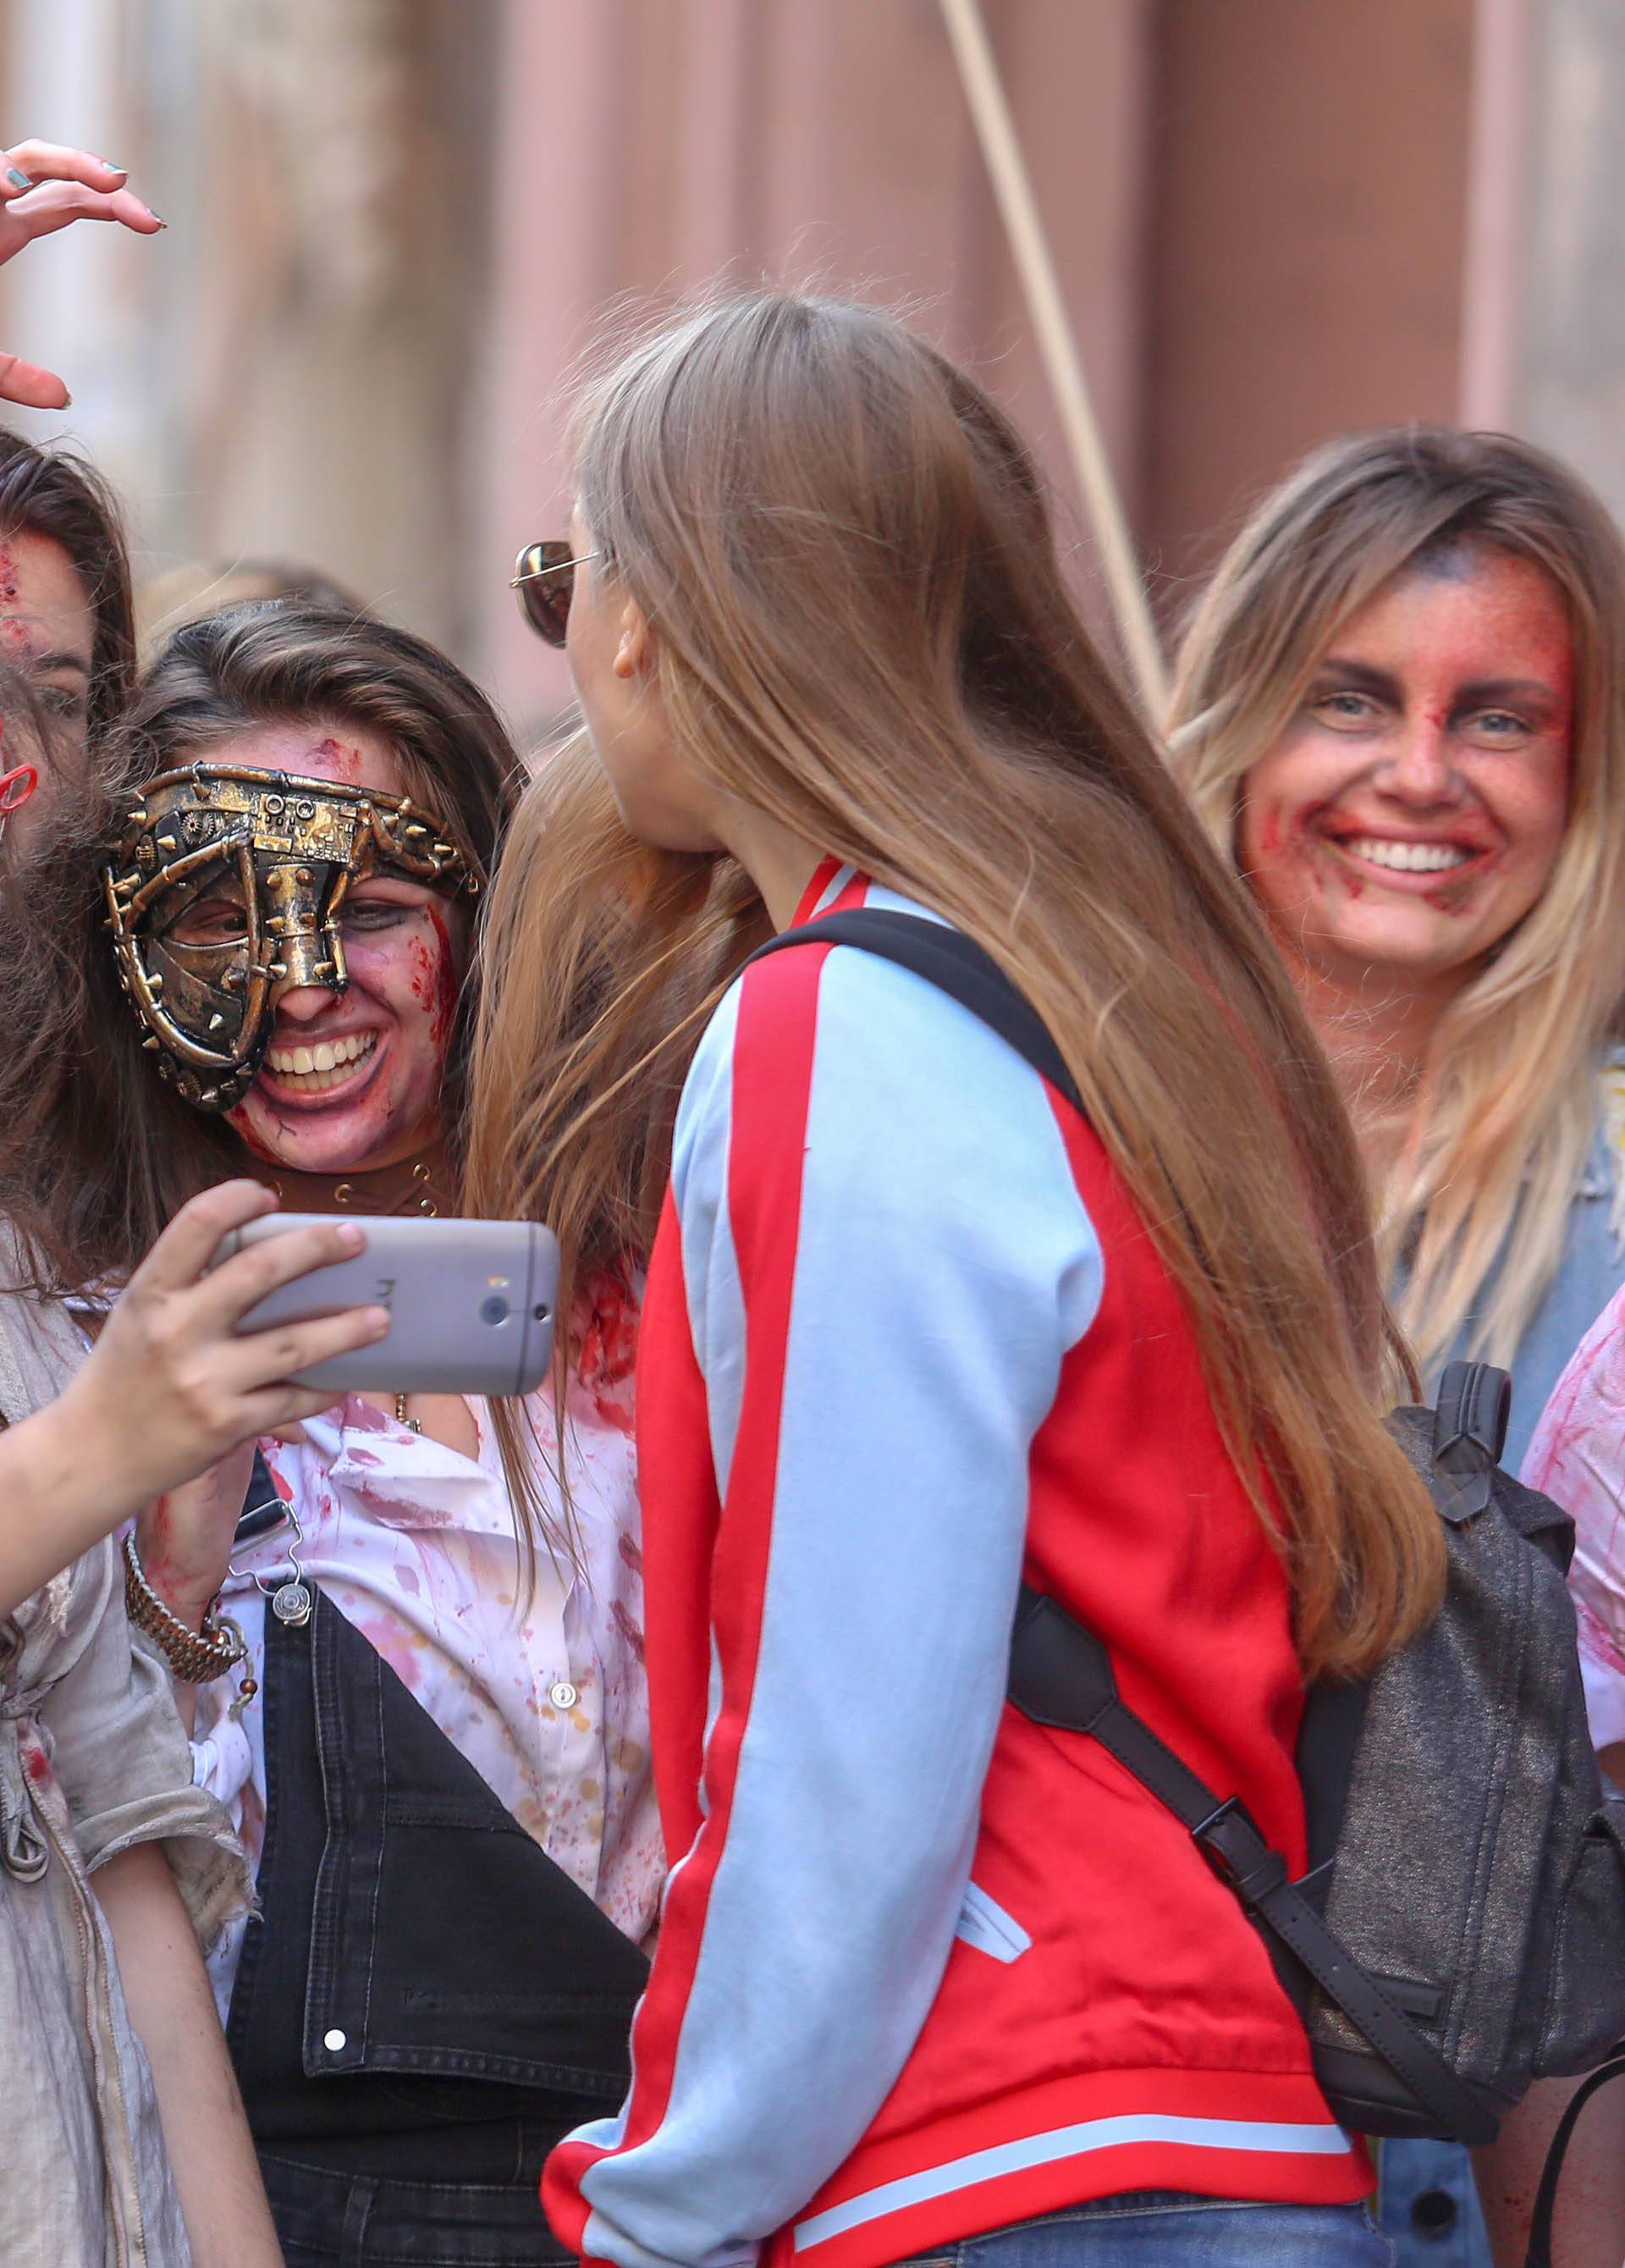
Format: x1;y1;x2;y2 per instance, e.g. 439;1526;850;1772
167;719;474;1186
1172;430;1625;1469
0;603;659;2268
1234;547;1573;1063
1171;428;1625;2268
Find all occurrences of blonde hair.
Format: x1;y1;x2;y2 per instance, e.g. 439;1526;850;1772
467;291;1443;1677
1169;428;1625;1377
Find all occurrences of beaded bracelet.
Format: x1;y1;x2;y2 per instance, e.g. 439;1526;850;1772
122;1530;247;1684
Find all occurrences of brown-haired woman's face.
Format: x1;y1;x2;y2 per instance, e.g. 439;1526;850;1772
0;528;92;852
1236;547;1573;1001
166;722;471;1177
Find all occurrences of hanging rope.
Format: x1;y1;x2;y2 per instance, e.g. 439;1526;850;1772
938;0;1168;720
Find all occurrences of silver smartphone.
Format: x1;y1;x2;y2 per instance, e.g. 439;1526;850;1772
213;1213;559;1396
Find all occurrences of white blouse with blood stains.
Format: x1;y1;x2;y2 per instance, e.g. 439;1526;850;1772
189;1278;661;2022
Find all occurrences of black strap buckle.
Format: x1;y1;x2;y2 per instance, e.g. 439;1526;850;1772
1191;1795;1287;1908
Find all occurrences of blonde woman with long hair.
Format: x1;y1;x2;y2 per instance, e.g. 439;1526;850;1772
1169;428;1625;2268
469;291;1444;2268
1170;428;1625;1474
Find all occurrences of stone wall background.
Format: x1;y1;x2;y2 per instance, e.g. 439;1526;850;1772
0;0;1586;742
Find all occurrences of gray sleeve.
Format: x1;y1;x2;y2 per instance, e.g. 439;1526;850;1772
38;1543;251;1953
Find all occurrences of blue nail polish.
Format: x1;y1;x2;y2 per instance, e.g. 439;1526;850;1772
5;168;32;193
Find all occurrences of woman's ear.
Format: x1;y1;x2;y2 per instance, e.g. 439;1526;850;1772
613;599;654;683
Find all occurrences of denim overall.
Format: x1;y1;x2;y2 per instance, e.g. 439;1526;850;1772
226;1587;648;2266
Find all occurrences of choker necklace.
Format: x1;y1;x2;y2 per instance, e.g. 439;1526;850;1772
262;1145;456;1220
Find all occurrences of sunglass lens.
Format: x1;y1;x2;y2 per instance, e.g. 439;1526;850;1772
515;542;575;648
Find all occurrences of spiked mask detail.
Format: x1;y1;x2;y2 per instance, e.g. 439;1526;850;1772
105;762;476;1112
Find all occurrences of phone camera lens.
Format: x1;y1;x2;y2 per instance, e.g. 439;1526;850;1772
479;1294;510;1327
532;1302;551;1321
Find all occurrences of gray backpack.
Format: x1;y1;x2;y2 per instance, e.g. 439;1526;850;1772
753;909;1625;2149
1008;1350;1625;2149
1298;1365;1625;2140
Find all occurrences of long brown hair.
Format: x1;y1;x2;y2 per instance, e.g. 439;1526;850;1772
1168;428;1625;1377
1;603;521;1292
466;290;1442;1679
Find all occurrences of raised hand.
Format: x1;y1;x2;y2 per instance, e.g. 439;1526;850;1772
0;139;164;408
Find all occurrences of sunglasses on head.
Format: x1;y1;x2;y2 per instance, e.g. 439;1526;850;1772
510;540;599;647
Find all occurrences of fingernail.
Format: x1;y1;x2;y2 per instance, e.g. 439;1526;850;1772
5;168;32;192
59;392;72;408
338;1222;365;1247
368;1307;392;1333
98;159;129;176
146;210;168;229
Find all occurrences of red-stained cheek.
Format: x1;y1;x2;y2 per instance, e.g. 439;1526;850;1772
426;906;460;1051
1424;879;1474;915
406;934;434;1007
226;1103;284;1163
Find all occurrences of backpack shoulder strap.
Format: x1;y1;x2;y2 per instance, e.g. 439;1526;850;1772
1523;2047;1625;2266
746;910;1084;1112
1011;1584;1496;2144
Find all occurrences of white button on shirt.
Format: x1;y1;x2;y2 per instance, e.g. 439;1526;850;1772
190;1324;662;2022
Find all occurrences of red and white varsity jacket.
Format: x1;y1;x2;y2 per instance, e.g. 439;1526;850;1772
544;862;1369;2268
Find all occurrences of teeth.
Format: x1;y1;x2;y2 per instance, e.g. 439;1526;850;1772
264;1031;376;1090
1343;836;1472;875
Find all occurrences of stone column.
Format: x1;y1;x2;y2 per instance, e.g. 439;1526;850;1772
1514;0;1625;527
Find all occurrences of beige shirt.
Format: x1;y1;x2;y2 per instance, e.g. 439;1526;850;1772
0;1248;251;2268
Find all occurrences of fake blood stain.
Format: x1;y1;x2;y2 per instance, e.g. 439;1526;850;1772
0;541;27;647
225;1106;284;1163
426;906;459;1049
308;736;365;785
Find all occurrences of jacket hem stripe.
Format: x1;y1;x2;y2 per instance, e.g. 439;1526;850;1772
791;2111;1354;2251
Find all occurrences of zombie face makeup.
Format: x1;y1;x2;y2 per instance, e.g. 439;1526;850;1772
0;529;92;853
107;725;476;1174
1237;547;1574;1002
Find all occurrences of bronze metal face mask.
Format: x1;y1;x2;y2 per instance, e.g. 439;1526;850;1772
104;762;475;1112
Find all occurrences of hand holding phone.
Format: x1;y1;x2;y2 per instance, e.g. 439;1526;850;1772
53;1181;391;1514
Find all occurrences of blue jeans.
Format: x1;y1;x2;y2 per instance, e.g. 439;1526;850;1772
893;2193;1395;2266
1376;2138;1492;2266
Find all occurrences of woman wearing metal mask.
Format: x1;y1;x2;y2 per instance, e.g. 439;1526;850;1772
13;603;657;2267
